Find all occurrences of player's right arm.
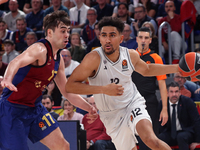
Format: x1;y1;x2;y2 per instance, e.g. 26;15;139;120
129;49;179;76
66;51;124;96
1;43;47;91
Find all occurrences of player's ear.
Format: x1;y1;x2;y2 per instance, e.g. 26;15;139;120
120;34;124;44
47;29;53;37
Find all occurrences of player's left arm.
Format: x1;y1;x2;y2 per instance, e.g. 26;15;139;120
158;79;168;126
54;55;97;115
129;50;179;76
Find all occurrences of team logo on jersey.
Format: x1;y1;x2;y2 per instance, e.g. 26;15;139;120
122;59;128;69
104;66;107;70
35;80;41;88
103;60;107;64
39;122;47;131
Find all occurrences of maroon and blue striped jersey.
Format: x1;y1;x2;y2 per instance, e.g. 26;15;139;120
1;39;61;107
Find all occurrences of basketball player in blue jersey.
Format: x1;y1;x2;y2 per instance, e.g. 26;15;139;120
0;10;97;150
66;17;180;150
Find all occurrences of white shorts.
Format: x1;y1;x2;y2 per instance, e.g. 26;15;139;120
99;98;151;150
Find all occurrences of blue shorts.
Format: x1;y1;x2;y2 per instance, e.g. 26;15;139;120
0;99;59;150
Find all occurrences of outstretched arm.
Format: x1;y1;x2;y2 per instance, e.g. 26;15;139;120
129;50;179;76
54;55;96;114
66;51;124;96
1;43;47;91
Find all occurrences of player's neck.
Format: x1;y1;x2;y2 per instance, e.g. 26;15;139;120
45;37;60;56
105;49;120;62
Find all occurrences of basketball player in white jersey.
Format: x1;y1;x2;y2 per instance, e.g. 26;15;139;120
66;17;179;150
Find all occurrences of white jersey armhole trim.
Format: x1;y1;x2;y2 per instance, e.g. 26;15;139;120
125;48;135;71
89;50;102;79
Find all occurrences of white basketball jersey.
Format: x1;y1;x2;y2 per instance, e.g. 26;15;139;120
88;46;142;112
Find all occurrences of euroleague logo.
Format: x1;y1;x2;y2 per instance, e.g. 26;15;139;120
39;122;47;131
122;59;128;70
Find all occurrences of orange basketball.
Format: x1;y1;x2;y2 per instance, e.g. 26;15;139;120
178;52;200;82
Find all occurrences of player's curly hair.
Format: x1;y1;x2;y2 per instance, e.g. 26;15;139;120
98;16;125;34
43;10;71;36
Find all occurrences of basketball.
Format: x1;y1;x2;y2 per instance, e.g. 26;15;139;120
178;52;200;82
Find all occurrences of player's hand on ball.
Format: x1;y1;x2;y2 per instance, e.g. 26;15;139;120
104;83;124;96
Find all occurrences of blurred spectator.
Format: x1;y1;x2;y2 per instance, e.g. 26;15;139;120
173;72;191;98
116;3;133;25
60;49;80;77
93;0;114;21
112;0;134;18
2;39;19;64
130;3;157;38
120;23;137;49
0;50;7;76
158;81;200;150
184;80;200;102
25;31;37;47
62;0;75;9
156;0;182;22
44;0;69;17
86;22;101;54
0;10;6;19
192;0;200;34
69;0;89;33
12;17;32;53
139;0;157;18
25;0;44;32
3;0;26;31
23;0;50;14
87;0;98;7
0;19;13;51
82;8;97;45
57;97;84;123
142;21;159;54
42;95;59;120
0;76;4;95
82;96;116;150
68;32;86;62
158;0;187;64
111;0;118;6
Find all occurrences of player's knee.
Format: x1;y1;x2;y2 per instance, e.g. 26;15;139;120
143;136;160;148
51;139;70;150
61;140;70;150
